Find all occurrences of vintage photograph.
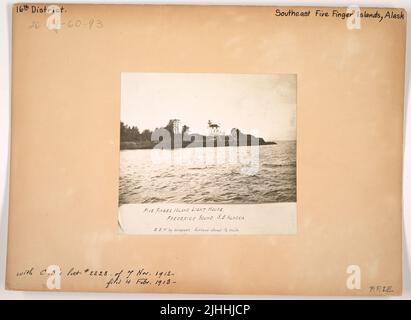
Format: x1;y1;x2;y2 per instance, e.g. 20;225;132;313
119;72;296;206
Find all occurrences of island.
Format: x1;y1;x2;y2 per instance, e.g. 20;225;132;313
120;119;276;150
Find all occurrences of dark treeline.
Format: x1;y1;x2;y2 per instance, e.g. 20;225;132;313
120;119;189;143
120;122;153;142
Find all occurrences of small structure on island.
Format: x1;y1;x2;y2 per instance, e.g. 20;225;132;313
208;120;221;136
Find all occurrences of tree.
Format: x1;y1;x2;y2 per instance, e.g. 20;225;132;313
120;122;127;141
231;128;241;137
120;122;141;142
164;119;178;135
182;125;189;135
130;126;140;141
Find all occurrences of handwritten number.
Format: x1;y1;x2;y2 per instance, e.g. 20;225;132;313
96;19;103;28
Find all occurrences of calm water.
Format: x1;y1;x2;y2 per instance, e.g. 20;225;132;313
119;141;296;205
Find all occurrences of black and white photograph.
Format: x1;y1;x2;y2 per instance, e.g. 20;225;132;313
119;72;296;206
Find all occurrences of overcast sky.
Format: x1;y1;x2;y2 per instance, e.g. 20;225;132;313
121;72;296;141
